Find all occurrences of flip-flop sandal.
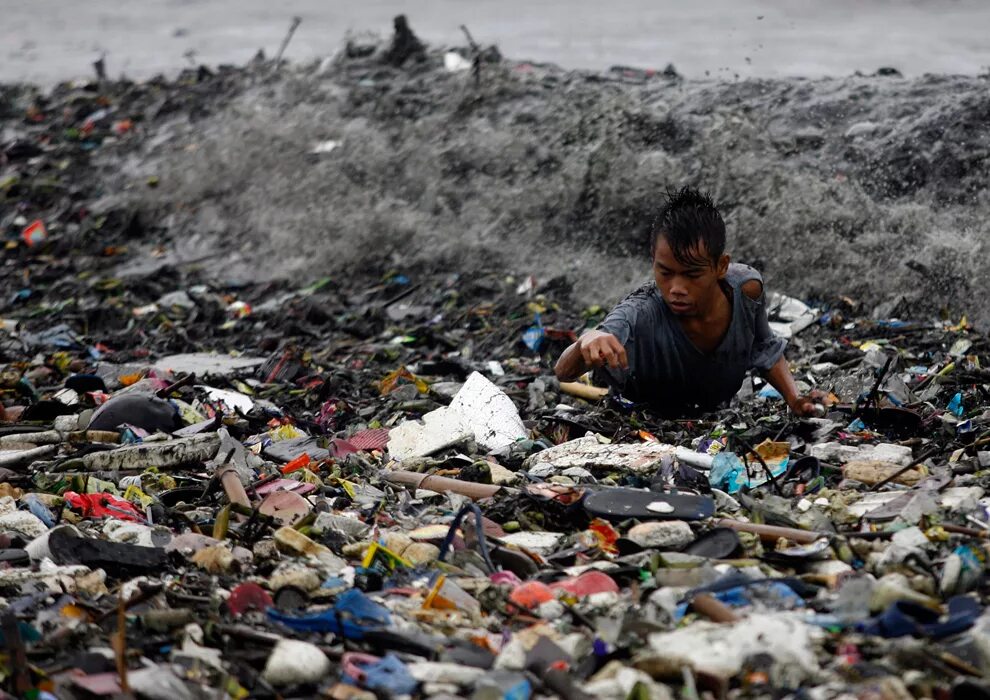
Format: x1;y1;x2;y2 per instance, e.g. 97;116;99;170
681;528;742;559
858;596;982;639
863;491;916;521
0;549;29;566
583;488;714;522
761;537;832;564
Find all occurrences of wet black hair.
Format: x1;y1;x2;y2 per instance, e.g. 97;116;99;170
649;186;726;268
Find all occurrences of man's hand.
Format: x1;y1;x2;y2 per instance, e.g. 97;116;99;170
788;391;826;418
766;356;825;418
578;330;628;370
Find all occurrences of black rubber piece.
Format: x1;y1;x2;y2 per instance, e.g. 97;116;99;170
682;527;742;559
65;374;107;393
88;393;180;433
48;527;167;577
0;549;30;566
583;488;715;522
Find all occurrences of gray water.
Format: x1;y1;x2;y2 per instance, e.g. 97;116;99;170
7;0;990;85
8;2;990;326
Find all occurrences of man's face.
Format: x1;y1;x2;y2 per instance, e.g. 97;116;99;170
652;236;729;317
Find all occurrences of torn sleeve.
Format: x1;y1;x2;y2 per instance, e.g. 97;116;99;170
750;289;787;372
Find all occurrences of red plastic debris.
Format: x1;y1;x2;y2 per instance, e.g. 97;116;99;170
62;491;144;522
227;582;274;616
347;428;391;452
329;438;358;458
550;570;619;598
508;581;555;610
21;220;47;247
281;453;312;475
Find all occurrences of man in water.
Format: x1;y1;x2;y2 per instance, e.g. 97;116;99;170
554;187;816;417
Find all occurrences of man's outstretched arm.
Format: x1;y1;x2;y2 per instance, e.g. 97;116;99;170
765;355;818;417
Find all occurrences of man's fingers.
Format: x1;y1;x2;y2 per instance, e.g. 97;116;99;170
579;345;595;367
615;344;629;370
583;343;604;368
579;334;625;370
594;345;614;368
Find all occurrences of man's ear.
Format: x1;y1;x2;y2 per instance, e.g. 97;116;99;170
716;254;730;278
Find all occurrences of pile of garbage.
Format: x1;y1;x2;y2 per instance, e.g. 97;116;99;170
2;233;990;699
5;17;990;700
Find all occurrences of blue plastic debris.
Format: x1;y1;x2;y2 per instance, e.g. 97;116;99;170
709;450;789;495
948;392;965;417
846;418;867;432
757;384;783;400
344;653;418;696
267;589;390;640
674;580;805;621
21;494;56;528
522;313;545;352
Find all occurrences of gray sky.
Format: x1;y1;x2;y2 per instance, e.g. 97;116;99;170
6;0;990;84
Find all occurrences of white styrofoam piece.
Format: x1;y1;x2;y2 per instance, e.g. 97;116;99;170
388;372;526;460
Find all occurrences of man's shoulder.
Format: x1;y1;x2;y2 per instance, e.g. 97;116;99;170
599;281;663;336
619;280;664;315
726;262;763;284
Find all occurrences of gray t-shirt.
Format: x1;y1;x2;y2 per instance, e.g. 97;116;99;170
595;263;786;416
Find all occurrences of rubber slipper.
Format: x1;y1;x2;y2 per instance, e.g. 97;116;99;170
583;488;715;522
267;588;391;640
923;596;982;639
0;549;30;566
681;528;741;559
761;537;832;563
857;596;981;639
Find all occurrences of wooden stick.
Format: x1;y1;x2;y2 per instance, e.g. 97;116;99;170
559;382;608;402
715;518;824;544
274;16;302;71
384;470;502;499
690;593;741;623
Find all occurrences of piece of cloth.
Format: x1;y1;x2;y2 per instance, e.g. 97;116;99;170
595;263;786;416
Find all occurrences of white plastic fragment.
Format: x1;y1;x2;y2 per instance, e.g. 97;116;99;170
646;501;675;514
585;661;674;700
0;558;90;590
262;639;332;686
310;139;340;154
387;409;473;460
128;664;195;700
499;531;565;555
104;520;172;547
645;613;821;680
524;435;676;475
0;508;48;539
448;372;528;450
810;441;913;466
940;486;985;512
196;385;254;413
767;292;819;339
153;353;265;376
444;51;472;72
674;446;715;471
67;432;221;471
844;121;883;138
407;661;486;685
388;372;526;459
